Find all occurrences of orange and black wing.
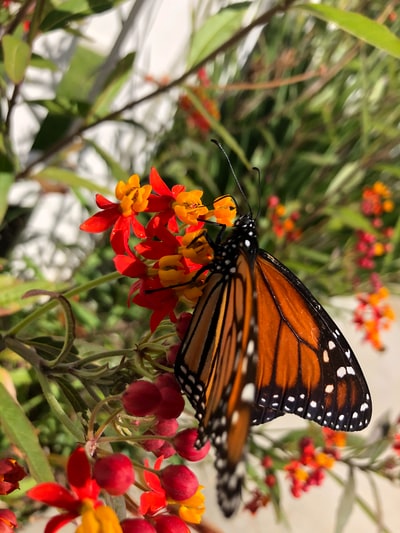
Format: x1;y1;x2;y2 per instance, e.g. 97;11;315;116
252;250;372;431
175;252;258;517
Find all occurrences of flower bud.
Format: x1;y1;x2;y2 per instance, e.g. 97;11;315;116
154;386;184;420
121;518;157;533
154;515;190;533
93;453;134;496
159;465;198;501
173;429;210;461
123;381;162;417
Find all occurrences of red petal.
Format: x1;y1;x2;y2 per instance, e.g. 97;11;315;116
27;483;78;511
131;216;146;239
95;194;116;209
149;168;171;196
44;512;78;533
114;255;147;278
80;209;119;233
67;448;99;501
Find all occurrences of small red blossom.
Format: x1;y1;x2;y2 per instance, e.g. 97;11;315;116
27;447;104;533
354;274;395;351
93;453;134;496
267;195;302;242
0;509;18;532
244;489;270;514
0;458;26;495
179;70;220;134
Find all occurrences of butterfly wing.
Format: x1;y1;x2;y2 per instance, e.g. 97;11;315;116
253;250;372;431
175;252;258;517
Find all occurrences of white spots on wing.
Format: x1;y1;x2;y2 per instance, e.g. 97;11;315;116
325;384;334;394
309;400;317;408
360;402;369;412
328;340;336;350
241;383;256;403
346;366;356;375
247;339;255;356
336;366;346;378
287;396;295;403
323;350;330;363
345;349;352;359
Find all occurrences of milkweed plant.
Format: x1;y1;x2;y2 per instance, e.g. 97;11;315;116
0;1;399;532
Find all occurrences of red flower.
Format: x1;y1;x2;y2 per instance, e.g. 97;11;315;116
140;457;168;516
0;458;26;495
27;447;103;533
0;509;18;532
80;174;152;253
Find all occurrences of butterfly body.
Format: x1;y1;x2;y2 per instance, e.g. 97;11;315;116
175;210;372;517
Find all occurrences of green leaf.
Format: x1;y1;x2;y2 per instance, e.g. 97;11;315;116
0;383;54;483
335;468;355;533
188;3;250;68
90;52;136;119
0;173;14;225
0;276;65;315
2;35;31;84
325;206;375;232
40;0;117;31
31;167;113;196
85;140;128;181
297;4;400;59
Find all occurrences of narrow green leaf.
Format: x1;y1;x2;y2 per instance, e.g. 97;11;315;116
40;0;117;31
0;173;14;225
85;140;127;182
91;52;136;119
31;167;113;196
0;277;65;315
297;4;400;59
2;35;31;84
188;3;250;68
0;383;54;483
325;206;375;232
325;162;365;197
335;468;355;533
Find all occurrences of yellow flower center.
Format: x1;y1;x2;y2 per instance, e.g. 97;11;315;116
115;174;152;217
76;504;122;533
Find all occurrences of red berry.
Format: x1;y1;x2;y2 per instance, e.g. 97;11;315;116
154;386;184;419
159;465;198;501
154;515;190;533
123;381;162;417
155;418;179;436
155;373;181;392
93;453;134;496
176;312;192;340
121;518;157;533
173;429;210;461
153;441;176;459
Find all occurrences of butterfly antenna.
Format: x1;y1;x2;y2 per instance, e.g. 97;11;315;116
211;139;252;216
252;166;262;219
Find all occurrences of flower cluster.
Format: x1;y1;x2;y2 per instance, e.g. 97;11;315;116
0;458;26;532
179;68;220;133
80;168;236;331
352;181;395;351
267;195;302;242
284;430;345;498
28;446;206;533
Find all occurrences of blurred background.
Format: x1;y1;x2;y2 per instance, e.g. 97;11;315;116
1;0;399;531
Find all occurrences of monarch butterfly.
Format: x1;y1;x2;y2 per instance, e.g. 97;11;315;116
174;166;372;518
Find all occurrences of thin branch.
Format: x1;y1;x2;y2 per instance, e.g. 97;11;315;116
16;0;297;180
